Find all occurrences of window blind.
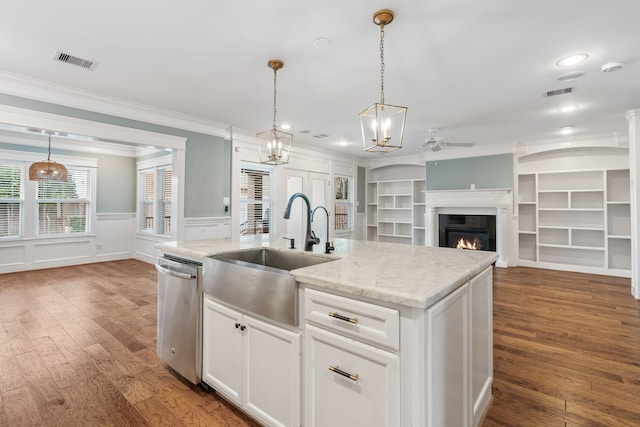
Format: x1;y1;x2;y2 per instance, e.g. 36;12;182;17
240;167;271;236
157;168;171;235
139;170;155;231
0;163;23;237
37;168;90;235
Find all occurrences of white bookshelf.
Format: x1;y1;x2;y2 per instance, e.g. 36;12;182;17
517;168;631;276
366;179;426;245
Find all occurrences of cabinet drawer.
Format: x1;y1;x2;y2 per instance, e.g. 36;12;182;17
305;324;399;427
304;288;399;350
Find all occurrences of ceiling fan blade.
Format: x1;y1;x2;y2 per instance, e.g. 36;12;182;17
441;142;475;147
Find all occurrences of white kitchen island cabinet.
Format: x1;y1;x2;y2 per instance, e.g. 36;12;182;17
202;296;301;427
158;237;498;427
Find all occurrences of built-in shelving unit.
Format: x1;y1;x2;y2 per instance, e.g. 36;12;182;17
517;168;631;276
367;179;426;245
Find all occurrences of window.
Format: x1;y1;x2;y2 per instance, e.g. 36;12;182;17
157;167;171;235
335;176;352;231
36;168;90;235
139;169;155;232
137;156;172;236
240;167;271;236
0;163;23;238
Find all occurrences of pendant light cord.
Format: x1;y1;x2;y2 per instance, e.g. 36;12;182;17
47;133;52;161
380;23;386;104
272;67;278;131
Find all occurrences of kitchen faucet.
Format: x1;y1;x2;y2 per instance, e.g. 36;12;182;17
312;205;335;254
283;193;319;251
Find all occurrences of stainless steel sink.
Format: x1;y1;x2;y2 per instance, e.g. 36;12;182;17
202;248;336;326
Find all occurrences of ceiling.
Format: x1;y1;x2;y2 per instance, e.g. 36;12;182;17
0;0;639;159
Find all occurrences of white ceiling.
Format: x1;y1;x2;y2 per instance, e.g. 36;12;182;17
0;0;639;159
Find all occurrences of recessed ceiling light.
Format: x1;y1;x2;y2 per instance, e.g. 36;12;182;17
312;38;331;49
557;105;579;113
559;125;575;135
334;140;352;146
556;53;589;67
279;123;292;130
601;62;623;73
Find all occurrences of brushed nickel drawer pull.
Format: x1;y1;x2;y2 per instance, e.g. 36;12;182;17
328;312;358;324
328;365;358;382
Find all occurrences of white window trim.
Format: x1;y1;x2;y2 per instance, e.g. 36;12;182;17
137;154;173;238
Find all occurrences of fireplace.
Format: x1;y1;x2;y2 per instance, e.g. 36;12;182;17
425;188;513;267
439;214;496;251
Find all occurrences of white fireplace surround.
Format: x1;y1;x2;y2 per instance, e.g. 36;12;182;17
425;188;513;268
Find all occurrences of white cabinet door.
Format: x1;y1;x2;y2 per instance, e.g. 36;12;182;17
244;315;301;427
203;298;301;427
304;324;399;427
202;297;243;404
426;283;470;427
470;267;493;426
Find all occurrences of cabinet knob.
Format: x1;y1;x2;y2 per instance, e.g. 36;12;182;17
235;322;241;329
240;325;246;331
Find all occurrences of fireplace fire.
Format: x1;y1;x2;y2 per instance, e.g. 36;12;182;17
456;238;480;250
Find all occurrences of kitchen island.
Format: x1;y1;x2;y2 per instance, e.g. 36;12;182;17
156;236;498;427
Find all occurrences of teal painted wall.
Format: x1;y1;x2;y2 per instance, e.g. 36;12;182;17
94;154;136;213
0;93;231;217
426;154;513;190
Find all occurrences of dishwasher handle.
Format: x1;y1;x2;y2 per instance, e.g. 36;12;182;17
155;263;197;280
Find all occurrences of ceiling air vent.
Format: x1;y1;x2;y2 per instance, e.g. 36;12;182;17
54;51;96;70
544;87;573;97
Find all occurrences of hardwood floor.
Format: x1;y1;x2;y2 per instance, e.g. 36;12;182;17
1;261;639;426
484;267;640;427
0;260;259;427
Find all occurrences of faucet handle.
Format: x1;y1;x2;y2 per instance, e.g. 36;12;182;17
325;241;335;254
310;230;320;245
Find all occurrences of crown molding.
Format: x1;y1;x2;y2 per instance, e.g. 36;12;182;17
0;70;234;137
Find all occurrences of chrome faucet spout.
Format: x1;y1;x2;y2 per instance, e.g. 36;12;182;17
312;205;334;254
284;193;319;251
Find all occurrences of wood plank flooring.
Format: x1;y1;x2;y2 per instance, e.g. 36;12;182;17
483;267;640;427
0;260;259;427
1;261;639;426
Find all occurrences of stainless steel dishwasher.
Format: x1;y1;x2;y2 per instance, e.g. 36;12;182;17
155;254;202;385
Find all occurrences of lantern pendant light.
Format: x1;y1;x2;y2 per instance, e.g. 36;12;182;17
28;133;68;181
257;59;292;165
360;9;407;153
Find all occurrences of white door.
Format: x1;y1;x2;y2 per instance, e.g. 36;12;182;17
285;170;330;244
202;298;243;405
244;315;301;427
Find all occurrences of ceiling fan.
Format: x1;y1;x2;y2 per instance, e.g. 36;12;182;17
421;128;475;152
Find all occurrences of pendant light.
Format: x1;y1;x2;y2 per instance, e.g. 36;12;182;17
360;9;407;153
28;133;68;181
257;59;292;165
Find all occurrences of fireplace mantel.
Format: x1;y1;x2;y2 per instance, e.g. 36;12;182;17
425;188;513;267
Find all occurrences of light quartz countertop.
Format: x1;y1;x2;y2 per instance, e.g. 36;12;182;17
156;236;498;310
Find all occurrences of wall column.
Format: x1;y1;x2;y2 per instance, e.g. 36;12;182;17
626;109;640;299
